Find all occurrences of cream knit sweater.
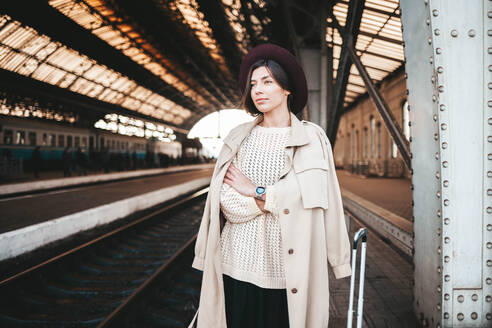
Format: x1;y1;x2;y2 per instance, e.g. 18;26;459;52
219;125;290;289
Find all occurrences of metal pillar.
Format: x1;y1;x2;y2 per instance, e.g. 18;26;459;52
400;0;492;326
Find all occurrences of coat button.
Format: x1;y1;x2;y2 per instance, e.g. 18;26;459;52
291;288;297;294
283;209;290;214
288;249;294;254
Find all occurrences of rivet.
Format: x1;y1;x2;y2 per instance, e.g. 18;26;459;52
434;29;440;36
435;152;439;160
489;66;492;72
436;303;441;310
489;83;492;89
437;246;441;254
434;133;439;141
444;236;450;243
488;30;492;36
489;47;492;54
437;209;441;217
431;75;436;83
436;48;442;55
444;274;450;282
489;118;492;125
444;199;449;206
426;18;431;25
489;153;492;160
489;171;492;177
487;188;492;196
441;123;447;130
404;73;408;79
444;255;450;263
428;37;432;45
437;66;443;73
457;313;464;321
458;295;464;303
437;191;441;198
424;0;429;5
409;136;413;142
432;9;439;16
444;293;450;300
472;294;478;301
438;85;444;92
429;56;433;64
442;142;448;149
488;224;492;231
488;136;492;142
437;266;441;273
471;312;478;320
444;312;450;319
488;100;492;107
487;313;492;320
487;242;492;249
440;104;446;111
433;114;438;121
488;277;492;284
437;228;441;236
436;172;440;179
451;29;458;37
409;121;412;126
432;95;437;102
443;180;449;187
468;29;476;37
444;217;450;225
437;285;442;293
488;207;492;214
443;161;448;168
486;295;492;302
489;11;492;18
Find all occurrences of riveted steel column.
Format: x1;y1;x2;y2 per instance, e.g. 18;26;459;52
401;0;492;326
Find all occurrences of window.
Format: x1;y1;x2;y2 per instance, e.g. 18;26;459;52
58;135;65;147
15;131;25;145
392;101;410;158
74;136;80;147
29;132;37;146
67;135;73;147
376;122;382;158
42;133;47;145
112;140;115;149
363;127;368;158
82;137;87;148
370;116;375;157
50;134;56;146
4;129;13;144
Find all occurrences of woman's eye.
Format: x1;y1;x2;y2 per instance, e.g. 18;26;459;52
265;80;272;84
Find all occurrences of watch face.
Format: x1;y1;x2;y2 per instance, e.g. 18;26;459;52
256;186;266;194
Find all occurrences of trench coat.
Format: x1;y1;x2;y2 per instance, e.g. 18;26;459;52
189;112;351;328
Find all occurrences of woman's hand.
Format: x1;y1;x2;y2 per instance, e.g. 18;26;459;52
223;164;256;197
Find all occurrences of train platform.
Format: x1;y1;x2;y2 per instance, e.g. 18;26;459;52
0;166;213;261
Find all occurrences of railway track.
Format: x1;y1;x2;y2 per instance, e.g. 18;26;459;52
0;189;206;327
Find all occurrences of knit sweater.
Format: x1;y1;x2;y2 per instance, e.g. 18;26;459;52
219;125;290;289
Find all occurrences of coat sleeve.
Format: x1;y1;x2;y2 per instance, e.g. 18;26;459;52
314;125;352;279
191;189;211;271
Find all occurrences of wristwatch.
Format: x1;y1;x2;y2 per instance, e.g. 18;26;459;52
255;186;266;200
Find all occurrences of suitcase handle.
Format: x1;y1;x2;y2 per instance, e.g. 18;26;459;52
347;228;368;328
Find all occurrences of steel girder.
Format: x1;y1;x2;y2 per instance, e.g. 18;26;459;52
401;0;491;326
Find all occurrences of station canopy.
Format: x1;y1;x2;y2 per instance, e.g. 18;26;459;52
0;0;403;131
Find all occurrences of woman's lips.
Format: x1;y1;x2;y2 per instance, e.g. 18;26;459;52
256;98;268;103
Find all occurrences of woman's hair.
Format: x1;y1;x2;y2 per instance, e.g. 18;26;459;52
241;59;293;116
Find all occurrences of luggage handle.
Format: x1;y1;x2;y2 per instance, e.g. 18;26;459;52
347;228;368;328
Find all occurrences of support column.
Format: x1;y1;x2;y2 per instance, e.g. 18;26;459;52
299;48;324;127
400;0;492;326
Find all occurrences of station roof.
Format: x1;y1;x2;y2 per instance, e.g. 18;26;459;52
0;0;403;132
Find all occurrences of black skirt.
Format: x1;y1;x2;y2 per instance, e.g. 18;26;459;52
223;274;290;328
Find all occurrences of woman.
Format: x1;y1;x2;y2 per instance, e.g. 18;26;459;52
189;43;351;328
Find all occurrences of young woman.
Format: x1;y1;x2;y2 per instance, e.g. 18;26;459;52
189;43;351;328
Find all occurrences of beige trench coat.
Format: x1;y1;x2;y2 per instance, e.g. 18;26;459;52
189;112;351;328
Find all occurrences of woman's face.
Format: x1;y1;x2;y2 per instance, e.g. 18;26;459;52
250;66;290;114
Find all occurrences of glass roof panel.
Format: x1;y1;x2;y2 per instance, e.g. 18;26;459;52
49;0;211;108
0;14;195;127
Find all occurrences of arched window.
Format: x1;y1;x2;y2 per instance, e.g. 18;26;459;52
355;129;359;160
392;100;410;158
363;127;368;158
351;124;356;159
376;122;382;158
370;116;375;157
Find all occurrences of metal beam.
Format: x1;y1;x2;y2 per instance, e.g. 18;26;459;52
327;0;365;143
330;14;411;170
